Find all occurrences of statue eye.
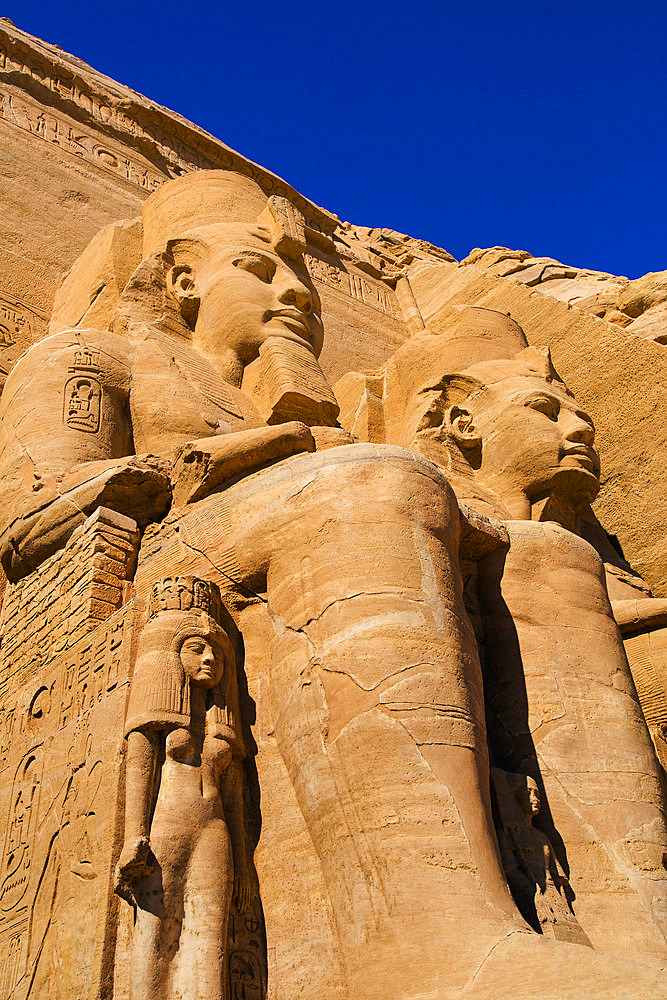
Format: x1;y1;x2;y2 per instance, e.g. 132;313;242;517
527;397;559;421
183;640;205;654
233;255;276;283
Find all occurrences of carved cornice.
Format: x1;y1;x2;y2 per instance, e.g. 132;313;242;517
0;20;338;235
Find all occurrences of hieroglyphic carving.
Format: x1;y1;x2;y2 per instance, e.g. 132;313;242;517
0;305;17;346
21;722;104;998
0;25;340;241
0;923;24;997
229;950;263;1000
304;253;343;288
227;904;266;1000
304;253;399;317
0;293;46;378
57;612;129;731
0;605;132;998
0;33;211;174
0;750;44;916
0;605;133;773
0;87;167;192
63;348;103;433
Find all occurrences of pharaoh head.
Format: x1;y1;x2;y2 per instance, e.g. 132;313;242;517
395;308;600;519
124;576;241;744
433;347;599;515
140;171;324;385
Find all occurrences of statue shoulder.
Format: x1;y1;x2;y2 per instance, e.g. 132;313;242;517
3;328;133;393
1;328;134;422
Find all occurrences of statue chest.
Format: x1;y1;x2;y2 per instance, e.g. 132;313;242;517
128;337;262;453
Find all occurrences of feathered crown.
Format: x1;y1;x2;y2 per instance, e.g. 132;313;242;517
147;575;223;622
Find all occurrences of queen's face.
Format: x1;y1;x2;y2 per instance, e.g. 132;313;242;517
517;779;541;818
180;630;225;689
190;225;324;365
469;376;600;504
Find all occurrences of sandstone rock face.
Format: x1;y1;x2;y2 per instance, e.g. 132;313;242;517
461;246;667;344
0;19;665;1000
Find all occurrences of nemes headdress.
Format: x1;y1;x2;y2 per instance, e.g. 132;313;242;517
142;171;270;255
142;169;328;260
50;168;333;336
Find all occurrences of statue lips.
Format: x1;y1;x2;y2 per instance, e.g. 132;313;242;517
560;444;599;476
265;307;315;347
193;662;220;686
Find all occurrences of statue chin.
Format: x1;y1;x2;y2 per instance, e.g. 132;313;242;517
547;464;601;504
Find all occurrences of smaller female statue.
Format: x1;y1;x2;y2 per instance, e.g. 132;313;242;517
115;575;250;1000
491;768;591;947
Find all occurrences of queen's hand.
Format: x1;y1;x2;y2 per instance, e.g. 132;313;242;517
114;836;155;906
233;868;253;914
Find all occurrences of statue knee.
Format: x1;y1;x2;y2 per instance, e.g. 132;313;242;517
326;444;459;539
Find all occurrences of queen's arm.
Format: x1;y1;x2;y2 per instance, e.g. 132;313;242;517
220;756;251;913
114;728;160;906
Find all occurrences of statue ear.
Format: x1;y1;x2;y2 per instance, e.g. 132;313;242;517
446;405;481;449
415;396;446;434
167;264;200;325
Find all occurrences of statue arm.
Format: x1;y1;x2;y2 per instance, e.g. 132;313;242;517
221;757;251;913
0;454;172;581
171;421;316;505
114;728;159;906
1;418;317;577
611;596;667;636
547;841;569;891
0;330;173;579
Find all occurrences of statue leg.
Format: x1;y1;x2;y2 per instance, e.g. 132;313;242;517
179;818;232;1000
135;445;667;998
479;520;667;965
130;866;175;1000
253;446;526;995
131;827;191;1000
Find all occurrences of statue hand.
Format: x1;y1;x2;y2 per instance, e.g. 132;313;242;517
114;836;155;906
310;426;356;451
233;870;252;914
179;421;315;467
172;422;315;505
269;420;315;451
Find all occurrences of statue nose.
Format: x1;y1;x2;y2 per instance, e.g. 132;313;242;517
277;275;314;313
564;411;595;445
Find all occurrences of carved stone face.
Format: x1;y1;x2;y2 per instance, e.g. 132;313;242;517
172;224;324;367
525;778;541;818
462;375;600;507
179;629;225;689
515;776;541;820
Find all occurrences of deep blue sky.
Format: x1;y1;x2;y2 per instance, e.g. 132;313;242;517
7;2;666;278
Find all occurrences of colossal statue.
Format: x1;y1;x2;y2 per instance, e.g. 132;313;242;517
0;170;664;1000
377;316;667;963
